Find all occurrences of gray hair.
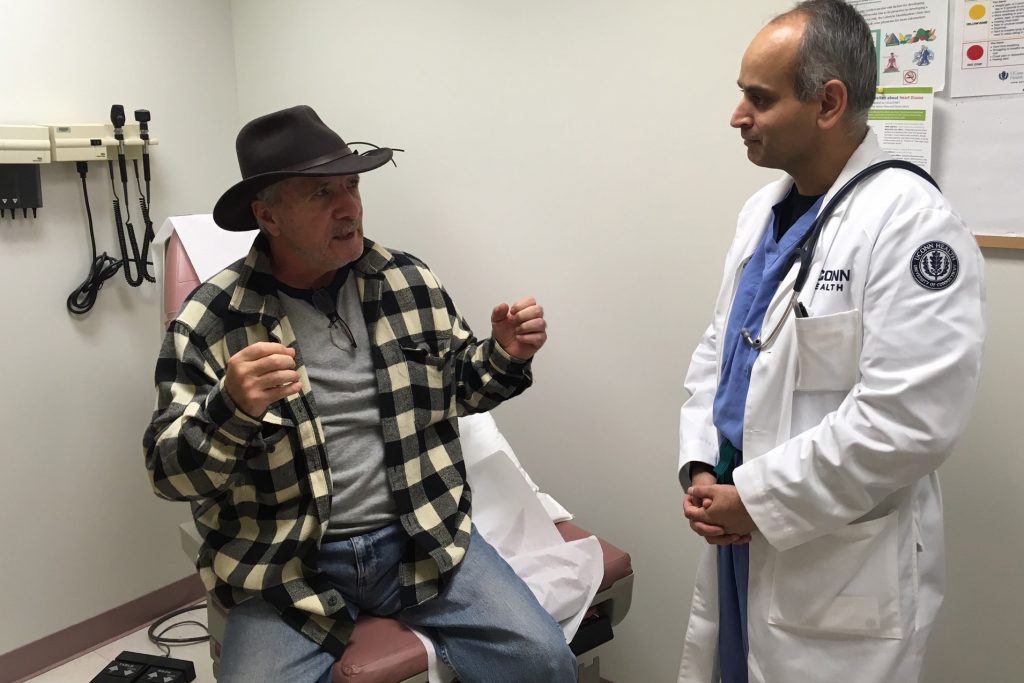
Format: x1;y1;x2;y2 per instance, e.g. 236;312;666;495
253;181;282;233
776;0;876;129
255;181;282;207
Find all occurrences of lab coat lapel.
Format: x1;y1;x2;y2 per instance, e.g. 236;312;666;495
714;178;793;369
762;132;891;320
801;131;890;310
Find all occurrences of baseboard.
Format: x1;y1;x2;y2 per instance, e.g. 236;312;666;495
1;574;205;683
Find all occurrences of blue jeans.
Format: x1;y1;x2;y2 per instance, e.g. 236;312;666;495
218;523;577;683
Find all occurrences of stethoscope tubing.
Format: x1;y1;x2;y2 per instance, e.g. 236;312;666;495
742;160;940;350
793;160;940;294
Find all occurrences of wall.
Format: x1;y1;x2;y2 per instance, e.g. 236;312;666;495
0;0;240;656
231;1;1023;681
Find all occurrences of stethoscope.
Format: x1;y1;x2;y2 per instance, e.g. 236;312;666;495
741;159;940;350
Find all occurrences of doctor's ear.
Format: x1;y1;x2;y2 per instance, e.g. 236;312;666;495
817;79;849;130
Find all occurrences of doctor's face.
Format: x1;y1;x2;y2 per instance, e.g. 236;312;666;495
730;17;822;176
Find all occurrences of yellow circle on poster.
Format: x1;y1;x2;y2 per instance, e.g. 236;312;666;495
969;4;986;20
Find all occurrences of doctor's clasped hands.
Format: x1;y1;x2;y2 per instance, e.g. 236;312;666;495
684;473;754;546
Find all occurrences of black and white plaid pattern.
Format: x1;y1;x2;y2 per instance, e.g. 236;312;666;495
144;235;532;656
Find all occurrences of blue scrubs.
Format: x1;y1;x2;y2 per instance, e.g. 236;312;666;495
711;191;823;683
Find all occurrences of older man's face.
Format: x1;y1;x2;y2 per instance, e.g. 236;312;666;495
254;174;364;287
729;17;822;178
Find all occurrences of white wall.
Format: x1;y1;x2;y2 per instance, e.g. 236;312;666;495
231;1;1023;682
0;0;240;655
4;2;1021;682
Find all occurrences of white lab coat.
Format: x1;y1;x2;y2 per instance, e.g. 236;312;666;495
677;133;985;683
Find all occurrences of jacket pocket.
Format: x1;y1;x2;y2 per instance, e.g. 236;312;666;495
397;345;456;429
244;415;302;504
794;309;862;392
768;509;903;639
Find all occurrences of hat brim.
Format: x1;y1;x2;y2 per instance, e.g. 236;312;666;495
212;147;394;231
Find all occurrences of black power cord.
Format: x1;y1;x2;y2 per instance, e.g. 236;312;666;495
67;161;121;315
147;602;210;657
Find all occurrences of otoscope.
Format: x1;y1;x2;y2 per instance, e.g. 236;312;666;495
134;108;151;203
108;104;148;286
132;108;155;280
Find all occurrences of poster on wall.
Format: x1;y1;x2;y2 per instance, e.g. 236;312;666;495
950;0;1024;97
868;86;935;170
848;0;949;91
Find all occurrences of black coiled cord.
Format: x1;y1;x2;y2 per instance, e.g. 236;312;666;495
146;602;210;657
67;163;122;315
109;160;149;287
134;159;156;283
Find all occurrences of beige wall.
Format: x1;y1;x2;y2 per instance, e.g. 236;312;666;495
0;0;240;656
3;2;1020;682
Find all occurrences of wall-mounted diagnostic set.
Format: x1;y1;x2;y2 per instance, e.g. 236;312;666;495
0;105;160;314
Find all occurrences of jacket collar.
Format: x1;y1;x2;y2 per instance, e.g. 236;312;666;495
228;234;395;315
350;238;394;278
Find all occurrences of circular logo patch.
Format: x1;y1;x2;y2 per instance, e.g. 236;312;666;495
910;241;959;290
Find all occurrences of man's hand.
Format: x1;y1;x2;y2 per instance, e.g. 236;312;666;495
685;483;756;543
224;342;301;418
684;472;751;545
491;296;547;360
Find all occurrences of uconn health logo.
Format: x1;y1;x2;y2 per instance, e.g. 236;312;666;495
911;241;959;290
816;268;850;292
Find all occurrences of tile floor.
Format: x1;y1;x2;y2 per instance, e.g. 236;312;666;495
22;605;215;683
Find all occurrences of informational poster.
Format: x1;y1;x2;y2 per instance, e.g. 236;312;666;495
950;0;1024;97
848;0;949;91
868;87;935;170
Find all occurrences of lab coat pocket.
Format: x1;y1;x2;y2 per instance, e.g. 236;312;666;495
768;510;903;639
794;309;862;392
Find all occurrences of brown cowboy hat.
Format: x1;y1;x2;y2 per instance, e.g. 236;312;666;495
212;105;395;231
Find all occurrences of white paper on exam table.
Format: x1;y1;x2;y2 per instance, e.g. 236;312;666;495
154;214;257;282
470;450;603;631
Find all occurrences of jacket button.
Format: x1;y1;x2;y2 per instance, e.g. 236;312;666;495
327;595;338;607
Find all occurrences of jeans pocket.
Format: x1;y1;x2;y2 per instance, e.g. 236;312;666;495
768;509;903;639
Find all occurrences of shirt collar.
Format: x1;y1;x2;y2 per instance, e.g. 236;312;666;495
228;234;396;315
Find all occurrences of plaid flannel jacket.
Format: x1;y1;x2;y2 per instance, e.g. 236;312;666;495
143;235;532;656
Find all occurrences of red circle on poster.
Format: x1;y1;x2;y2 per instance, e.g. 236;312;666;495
967;45;984;60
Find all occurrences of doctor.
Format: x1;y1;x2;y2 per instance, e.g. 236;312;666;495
677;1;985;682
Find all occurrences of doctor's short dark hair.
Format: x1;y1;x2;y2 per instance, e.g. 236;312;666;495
777;0;877;127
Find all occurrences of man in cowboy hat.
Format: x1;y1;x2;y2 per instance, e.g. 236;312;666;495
144;105;575;682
